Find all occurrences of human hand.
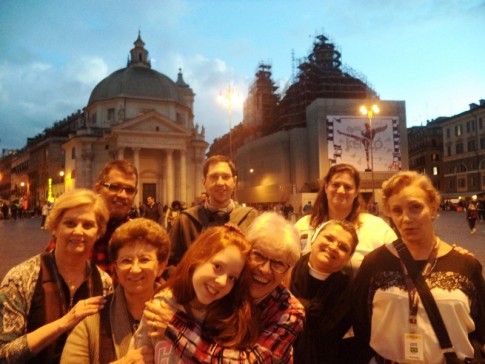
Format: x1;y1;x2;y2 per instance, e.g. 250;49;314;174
58;295;106;331
114;346;154;364
143;300;176;339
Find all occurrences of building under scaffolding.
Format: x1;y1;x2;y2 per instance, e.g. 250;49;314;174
208;33;378;155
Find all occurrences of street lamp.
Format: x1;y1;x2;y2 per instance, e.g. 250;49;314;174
359;104;379;204
219;85;241;160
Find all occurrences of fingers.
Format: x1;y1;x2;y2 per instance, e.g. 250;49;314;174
58;296;106;331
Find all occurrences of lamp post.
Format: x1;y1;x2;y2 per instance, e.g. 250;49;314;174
220;85;240;160
359;104;379;204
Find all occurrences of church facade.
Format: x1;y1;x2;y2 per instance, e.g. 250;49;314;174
1;34;208;209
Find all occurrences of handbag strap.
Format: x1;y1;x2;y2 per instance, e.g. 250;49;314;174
392;239;458;359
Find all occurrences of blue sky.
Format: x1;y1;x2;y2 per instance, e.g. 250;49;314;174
1;0;484;150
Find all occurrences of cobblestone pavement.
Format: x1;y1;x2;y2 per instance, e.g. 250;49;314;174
1;211;484;281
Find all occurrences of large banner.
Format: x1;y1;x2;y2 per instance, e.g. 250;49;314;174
326;115;401;172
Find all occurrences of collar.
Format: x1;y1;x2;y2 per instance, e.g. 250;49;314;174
204;199;235;213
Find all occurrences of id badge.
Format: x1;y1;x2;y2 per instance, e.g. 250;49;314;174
404;333;424;362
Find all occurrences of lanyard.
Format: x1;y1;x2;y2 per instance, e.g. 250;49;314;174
399;239;439;332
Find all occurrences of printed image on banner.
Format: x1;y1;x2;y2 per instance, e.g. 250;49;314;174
326;115;401;172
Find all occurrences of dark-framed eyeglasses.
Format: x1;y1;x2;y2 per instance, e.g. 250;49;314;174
102;183;137;196
250;250;290;274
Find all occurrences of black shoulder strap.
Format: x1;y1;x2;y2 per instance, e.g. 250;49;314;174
392;240;458;359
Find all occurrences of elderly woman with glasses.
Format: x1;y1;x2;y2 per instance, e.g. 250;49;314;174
142;212;305;363
0;189;112;364
60;218;170;364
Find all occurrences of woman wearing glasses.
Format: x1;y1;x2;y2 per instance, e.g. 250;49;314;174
290;220;359;364
0;189;112;363
60;218;170;363
142;212;305;363
295;163;397;276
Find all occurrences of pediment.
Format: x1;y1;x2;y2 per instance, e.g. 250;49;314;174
112;111;190;136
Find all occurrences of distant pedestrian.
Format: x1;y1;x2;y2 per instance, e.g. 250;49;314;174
467;201;478;234
477;198;485;222
164;200;182;232
302;201;312;215
144;196;163;224
10;202;18;220
1;202;9;219
40;200;52;229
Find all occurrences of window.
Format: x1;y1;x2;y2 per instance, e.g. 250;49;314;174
71;147;76;160
433;166;438;175
446;128;450;138
458;178;466;188
431;153;439;161
481;136;485;149
447;145;451;156
456;143;464;154
107;108;115;121
468;140;476;152
455;124;462;136
479;117;483;129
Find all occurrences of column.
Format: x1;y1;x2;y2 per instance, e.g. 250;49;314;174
180;149;187;203
166;149;174;204
117;147;125;160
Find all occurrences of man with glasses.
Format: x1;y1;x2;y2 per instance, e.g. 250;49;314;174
92;160;138;276
45;160;138;278
168;155;258;266
145;212;305;362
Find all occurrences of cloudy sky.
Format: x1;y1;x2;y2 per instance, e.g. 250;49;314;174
1;0;484;151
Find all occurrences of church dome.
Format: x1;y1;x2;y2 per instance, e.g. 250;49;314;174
88;33;183;105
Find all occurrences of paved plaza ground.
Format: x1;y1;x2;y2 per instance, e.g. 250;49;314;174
1;211;484;281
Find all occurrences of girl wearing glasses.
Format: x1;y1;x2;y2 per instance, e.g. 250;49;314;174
135;224;257;363
290;220;359;364
61;218;170;363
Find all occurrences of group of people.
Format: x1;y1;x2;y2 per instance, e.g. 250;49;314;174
1;156;484;363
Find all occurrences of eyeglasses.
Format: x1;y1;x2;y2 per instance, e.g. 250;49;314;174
115;257;157;270
250;251;290;274
102;183;137;196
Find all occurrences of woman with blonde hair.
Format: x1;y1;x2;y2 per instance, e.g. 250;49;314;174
353;171;485;363
0;189;112;363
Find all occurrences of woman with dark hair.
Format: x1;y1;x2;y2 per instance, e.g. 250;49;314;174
61;218;170;363
295;163;396;276
135;225;257;362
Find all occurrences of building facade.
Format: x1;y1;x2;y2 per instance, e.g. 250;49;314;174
407;118;445;191
210;34;408;212
441;100;485;198
0;34;208;209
